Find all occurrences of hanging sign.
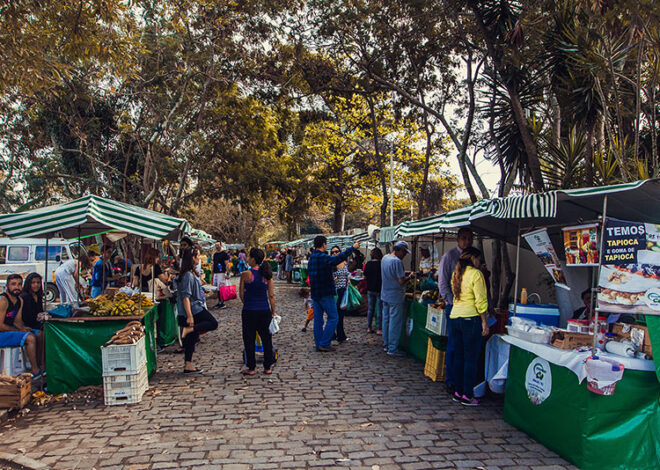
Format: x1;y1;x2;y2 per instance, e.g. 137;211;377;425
525;357;552;405
597;218;660;315
523;228;569;290
562;224;599;266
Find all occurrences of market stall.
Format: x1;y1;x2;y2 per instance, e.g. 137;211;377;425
0;195;190;390
435;179;660;469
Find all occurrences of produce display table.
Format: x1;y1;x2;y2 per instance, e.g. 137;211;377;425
156;300;178;347
400;301;430;364
44;306;158;395
502;339;660;469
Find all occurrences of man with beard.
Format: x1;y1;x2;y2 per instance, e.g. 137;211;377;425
0;274;42;378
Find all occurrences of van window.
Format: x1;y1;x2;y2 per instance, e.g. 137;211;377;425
0;246;6;264
35;246;62;261
8;246;29;262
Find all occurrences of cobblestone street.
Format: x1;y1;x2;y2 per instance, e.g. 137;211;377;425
0;281;574;470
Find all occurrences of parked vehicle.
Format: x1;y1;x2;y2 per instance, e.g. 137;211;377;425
0;238;86;302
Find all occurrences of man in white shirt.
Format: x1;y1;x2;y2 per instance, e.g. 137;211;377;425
380;241;415;356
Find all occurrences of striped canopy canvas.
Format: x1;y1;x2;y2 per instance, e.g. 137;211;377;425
0;195;190;240
190;229;216;244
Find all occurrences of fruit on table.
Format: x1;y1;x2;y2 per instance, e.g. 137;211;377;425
88;293;154;316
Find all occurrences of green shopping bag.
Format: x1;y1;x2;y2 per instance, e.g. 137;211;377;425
347;283;362;310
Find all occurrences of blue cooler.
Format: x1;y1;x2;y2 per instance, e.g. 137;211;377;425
508;303;560;327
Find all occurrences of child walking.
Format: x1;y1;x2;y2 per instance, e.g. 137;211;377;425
299;287;313;332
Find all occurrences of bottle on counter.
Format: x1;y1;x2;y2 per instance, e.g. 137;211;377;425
520;288;528;305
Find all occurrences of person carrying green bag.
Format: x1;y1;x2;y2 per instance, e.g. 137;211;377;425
332;246;350;343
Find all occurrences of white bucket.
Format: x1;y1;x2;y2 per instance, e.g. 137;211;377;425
585;356;624;396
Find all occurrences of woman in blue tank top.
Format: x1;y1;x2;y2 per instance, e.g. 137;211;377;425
239;248;277;375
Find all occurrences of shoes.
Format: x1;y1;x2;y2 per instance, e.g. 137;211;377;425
460;395;479;407
386;350;406;357
336;337;348;343
317;345;335;352
383;347;388;352
452;392;462;403
31;371;43;380
183;368;202;374
376;330;382;335
301;327;307;332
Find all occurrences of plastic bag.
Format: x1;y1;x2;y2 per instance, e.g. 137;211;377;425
347;283;362;310
219;285;237;301
420;273;438;292
340;288;350;310
269;314;282;334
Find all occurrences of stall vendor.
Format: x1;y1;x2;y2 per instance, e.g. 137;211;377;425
91;245;119;298
572;288;592;320
0;274;42;378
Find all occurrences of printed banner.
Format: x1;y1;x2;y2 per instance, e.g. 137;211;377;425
562;224;599;266
598;218;660;315
523;228;569;290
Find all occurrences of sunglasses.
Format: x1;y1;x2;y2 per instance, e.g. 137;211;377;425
331;250;339;254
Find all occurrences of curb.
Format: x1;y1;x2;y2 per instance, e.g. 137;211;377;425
0;452;51;470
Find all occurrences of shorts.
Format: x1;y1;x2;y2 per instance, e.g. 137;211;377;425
212;273;227;288
0;329;38;348
306;307;314;321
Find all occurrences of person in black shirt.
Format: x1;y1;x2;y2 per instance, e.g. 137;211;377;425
20;273;44;330
212;242;230;309
364;247;383;334
133;247;168;293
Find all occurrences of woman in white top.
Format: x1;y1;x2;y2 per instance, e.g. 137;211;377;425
54;253;91;306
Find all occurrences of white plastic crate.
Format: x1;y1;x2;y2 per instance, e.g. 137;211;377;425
425;306;447;336
103;364;148;406
101;335;147;376
0;347;31;376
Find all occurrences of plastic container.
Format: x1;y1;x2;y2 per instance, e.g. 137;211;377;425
509;303;560;327
567;319;590;334
506;325;552;344
425;306;447;336
103;364;149;406
585;356;624;395
101;336;147;376
424;337;446;382
0;347;31;376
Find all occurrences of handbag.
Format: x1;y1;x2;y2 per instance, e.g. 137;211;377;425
147;277;172;300
219;284;237;302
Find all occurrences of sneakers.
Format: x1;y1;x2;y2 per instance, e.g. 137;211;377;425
460;395;479;407
386;350;406;357
452;392;461;403
301;327;307;332
317;345;335;352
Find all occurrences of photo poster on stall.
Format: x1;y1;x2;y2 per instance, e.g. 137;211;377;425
562;223;599;266
523;228;570;290
597;218;660;315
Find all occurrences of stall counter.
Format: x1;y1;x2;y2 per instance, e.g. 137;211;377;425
44;306;158;395
502;337;660;469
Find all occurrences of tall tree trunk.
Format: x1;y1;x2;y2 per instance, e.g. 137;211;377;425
365;95;390;227
468;0;545;192
333;197;344;233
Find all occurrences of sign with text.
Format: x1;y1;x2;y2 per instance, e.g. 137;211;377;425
598;218;660;315
523;228;569;290
562;224;599;266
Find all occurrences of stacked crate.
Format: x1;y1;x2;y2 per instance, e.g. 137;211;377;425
101;336;148;405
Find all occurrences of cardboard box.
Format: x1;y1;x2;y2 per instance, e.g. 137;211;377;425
612;323;653;358
550;330;594;350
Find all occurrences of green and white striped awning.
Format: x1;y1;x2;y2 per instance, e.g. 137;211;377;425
0;195;190;240
189;229;216;245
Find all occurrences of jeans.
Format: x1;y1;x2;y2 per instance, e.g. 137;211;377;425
313;296;339;349
91;286;103;298
449;316;483;398
334;287;347;342
178;309;219;362
367;292;382;331
242;309;275;371
381;300;405;353
444;304;455;387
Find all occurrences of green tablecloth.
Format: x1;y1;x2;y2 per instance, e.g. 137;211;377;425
157;300;177;347
400;301;429;364
44;306;158;395
503;344;660;469
299;268;308;286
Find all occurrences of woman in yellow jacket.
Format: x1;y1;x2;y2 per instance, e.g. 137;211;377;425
449;247;489;406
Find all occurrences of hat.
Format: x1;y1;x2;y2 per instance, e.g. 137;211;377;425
87;244;100;255
394;240;410;253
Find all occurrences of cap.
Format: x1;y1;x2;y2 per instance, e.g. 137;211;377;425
394;240;410;253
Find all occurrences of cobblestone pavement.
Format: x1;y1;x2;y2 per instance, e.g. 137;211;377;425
0;280;575;470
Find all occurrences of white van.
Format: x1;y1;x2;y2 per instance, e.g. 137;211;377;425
0;238;86;302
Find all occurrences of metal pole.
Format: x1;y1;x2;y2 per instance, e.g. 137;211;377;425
592;195;608;356
43;237;49;310
76;226;81;303
512;223;521;316
389;145;394;226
